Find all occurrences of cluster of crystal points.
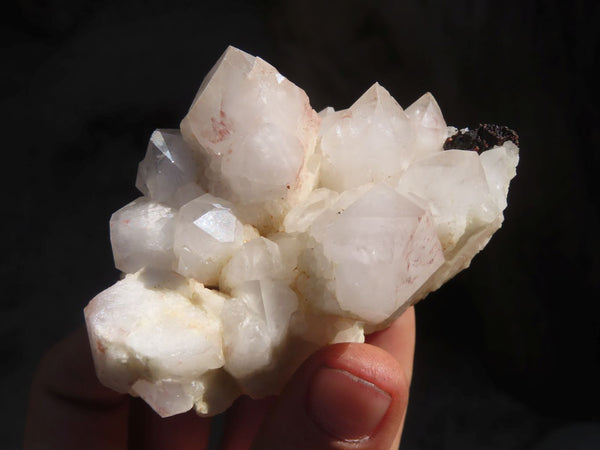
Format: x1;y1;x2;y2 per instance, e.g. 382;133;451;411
85;46;519;418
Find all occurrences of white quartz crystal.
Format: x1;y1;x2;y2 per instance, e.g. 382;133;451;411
319;83;415;192
173;194;251;286
295;183;445;323
395;150;499;252
110;198;176;273
219;237;288;293
405;92;448;156
180;46;320;233
85;270;229;415
136;129;203;207
85;46;519;418
222;280;297;383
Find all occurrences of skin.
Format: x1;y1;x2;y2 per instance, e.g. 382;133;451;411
25;307;415;450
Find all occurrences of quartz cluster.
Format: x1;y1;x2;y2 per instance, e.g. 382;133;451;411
85;46;519;418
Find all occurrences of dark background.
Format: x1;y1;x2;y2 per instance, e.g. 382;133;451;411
2;0;599;448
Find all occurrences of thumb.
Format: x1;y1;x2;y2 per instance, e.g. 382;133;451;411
251;342;410;450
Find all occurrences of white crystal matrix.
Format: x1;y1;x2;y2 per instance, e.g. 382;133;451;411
85;46;519;417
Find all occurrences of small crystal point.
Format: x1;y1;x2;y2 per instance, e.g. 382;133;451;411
219;237;285;293
405;92;447;156
110;197;176;274
174;194;246;285
222;279;297;383
350;82;407;120
405;92;443;127
136;129;199;206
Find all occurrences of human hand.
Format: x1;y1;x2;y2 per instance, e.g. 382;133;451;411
25;307;414;449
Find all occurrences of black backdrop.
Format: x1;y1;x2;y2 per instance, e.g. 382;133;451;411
3;0;599;448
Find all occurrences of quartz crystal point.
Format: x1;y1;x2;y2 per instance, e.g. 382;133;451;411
136;129;204;207
180;46;320;233
319;83;415;192
293;183;445;323
173;194;249;286
405;92;448;156
85;46;519;418
110;198;176;274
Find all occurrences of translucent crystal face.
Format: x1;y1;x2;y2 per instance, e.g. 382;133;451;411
85;46;519;419
319;84;414;192
405;92;448;156
222;279;298;381
299;184;445;323
136;129;200;206
174;194;245;286
110;198;176;273
395;150;499;252
180;46;320;232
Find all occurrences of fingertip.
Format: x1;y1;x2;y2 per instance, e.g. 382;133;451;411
307;366;392;441
252;343;410;449
319;343;410;406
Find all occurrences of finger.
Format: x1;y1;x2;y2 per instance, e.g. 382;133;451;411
366;307;416;449
24;326;129;450
251;343;410;450
366;306;416;384
128;398;211;450
220;395;276;450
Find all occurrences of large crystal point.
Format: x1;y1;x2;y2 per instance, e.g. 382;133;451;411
135;129;202;206
297;183;445;323
85;46;519;418
180;46;320;232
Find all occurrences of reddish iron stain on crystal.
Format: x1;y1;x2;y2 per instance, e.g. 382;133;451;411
208;110;232;144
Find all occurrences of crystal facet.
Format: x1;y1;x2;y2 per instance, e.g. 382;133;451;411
173;194;247;286
405;92;448;156
180;46;320;232
85;46;519;418
110;198;176;273
296;183;445;323
319;83;416;192
136;129;203;207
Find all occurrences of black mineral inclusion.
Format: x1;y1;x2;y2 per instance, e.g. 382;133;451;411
443;124;519;153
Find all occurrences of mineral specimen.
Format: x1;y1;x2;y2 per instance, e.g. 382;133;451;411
84;46;519;418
